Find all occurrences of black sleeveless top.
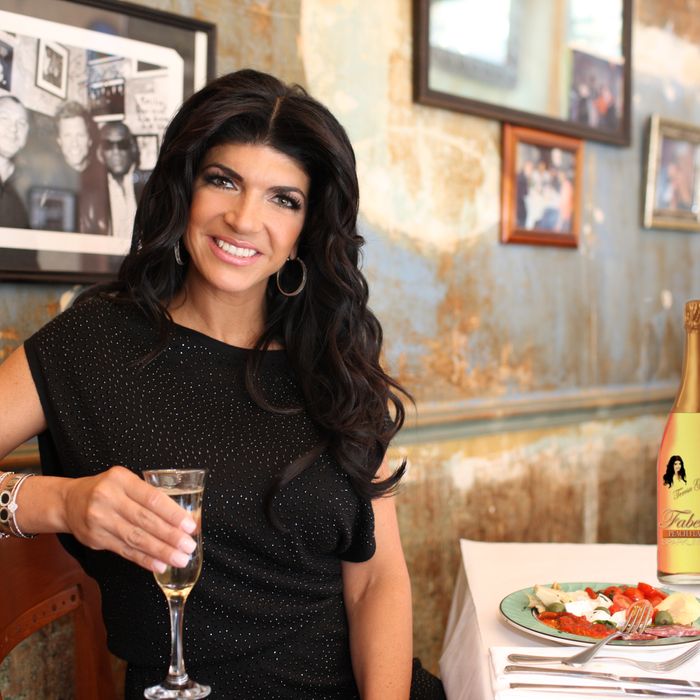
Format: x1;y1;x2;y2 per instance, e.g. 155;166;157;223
24;295;375;698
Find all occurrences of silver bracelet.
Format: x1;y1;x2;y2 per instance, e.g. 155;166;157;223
0;472;36;538
0;471;14;537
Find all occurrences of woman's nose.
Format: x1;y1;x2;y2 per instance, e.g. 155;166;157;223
223;194;262;234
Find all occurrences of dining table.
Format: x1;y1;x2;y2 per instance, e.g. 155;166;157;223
439;539;700;700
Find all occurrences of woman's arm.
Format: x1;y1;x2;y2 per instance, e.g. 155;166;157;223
342;463;413;700
0;345;197;573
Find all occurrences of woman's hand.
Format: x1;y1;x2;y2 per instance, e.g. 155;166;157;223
59;466;198;573
1;345;196;573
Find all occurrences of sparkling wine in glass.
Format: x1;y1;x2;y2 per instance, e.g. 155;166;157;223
143;469;210;699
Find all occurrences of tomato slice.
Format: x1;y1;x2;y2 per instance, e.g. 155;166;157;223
623;587;644;602
638;582;667;600
585;587;597;600
613;593;631;609
647;594;664;608
637;582;655;596
603;586;622;598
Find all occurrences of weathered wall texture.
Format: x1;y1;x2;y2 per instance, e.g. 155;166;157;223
1;0;700;694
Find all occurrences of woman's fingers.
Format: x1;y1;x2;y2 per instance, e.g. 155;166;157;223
126;473;197;534
64;466;199;572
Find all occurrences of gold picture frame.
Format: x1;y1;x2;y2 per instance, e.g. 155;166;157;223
643;115;700;232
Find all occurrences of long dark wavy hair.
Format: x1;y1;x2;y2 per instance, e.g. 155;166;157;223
78;69;408;525
663;455;686;488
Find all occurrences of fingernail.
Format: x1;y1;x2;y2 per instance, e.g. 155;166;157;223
179;535;196;554
181;517;196;534
171;550;190;567
153;560;167;574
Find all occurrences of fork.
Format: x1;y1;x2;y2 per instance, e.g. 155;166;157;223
517;598;654;668
508;639;700;672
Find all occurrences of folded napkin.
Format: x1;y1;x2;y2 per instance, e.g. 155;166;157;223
490;645;700;700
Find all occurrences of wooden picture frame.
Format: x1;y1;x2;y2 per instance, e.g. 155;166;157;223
501;124;583;248
413;0;632;146
0;0;216;283
642;115;700;232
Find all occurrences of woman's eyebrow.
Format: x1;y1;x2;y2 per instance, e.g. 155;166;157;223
203;162;242;182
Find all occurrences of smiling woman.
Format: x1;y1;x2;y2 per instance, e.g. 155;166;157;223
0;69;446;699
173;142;309;326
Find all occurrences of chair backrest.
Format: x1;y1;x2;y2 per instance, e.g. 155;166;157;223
0;534;117;700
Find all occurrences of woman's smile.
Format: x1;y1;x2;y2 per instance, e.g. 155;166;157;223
211;236;261;264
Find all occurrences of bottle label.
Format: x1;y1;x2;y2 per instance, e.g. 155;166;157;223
657;413;700;574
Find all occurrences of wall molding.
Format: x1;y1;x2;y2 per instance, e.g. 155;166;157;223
397;381;676;444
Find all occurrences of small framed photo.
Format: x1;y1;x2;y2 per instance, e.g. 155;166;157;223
643;115;700;231
500;124;583;248
135;134;160;171
35;39;68;99
28;187;77;232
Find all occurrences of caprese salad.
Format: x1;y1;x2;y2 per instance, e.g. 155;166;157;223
527;582;700;640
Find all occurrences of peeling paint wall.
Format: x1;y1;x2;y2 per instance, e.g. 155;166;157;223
1;0;699;691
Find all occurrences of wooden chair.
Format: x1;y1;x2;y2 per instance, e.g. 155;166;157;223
0;534;118;699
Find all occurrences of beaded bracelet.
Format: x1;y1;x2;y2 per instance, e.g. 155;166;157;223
0;472;36;538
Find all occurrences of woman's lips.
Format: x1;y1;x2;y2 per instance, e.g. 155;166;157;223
209;237;261;265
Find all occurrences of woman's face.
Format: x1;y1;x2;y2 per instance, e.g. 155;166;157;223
183;142;309;304
674;459;682;474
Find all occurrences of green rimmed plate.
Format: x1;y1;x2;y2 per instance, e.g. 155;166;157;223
499;581;700;647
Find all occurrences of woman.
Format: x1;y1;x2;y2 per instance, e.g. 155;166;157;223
0;70;443;698
663;455;687;488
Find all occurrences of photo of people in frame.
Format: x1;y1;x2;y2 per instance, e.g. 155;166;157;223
568;49;624;134
36;40;68;99
0;8;185;277
514;142;576;234
0;39;13;91
654;136;699;215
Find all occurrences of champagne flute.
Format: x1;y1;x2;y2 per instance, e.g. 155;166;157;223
143;469;210;699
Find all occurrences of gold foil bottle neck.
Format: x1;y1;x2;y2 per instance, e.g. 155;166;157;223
685;300;700;330
674;300;700;412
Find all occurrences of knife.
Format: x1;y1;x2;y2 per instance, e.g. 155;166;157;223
509;682;700;697
505;665;700;692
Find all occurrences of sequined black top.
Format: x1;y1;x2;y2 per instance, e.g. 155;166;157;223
24;295;375;698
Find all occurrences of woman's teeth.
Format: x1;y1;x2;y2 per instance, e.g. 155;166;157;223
216;239;257;257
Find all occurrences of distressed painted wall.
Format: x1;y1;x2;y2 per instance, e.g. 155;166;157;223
1;0;699;694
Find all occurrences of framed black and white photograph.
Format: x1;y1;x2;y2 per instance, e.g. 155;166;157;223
36;40;69;99
0;37;14;91
0;0;216;283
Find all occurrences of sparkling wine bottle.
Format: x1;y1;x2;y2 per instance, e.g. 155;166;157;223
657;299;700;583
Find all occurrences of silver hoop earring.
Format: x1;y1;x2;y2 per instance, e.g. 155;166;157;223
174;240;184;266
276;257;307;297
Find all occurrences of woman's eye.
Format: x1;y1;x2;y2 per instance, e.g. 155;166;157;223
203;173;235;189
274;194;302;211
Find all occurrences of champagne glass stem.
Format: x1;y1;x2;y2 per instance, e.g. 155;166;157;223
166;594;189;686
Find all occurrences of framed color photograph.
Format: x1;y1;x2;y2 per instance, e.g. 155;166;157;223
413;0;632;146
501;124;583;247
643;115;700;231
0;0;216;283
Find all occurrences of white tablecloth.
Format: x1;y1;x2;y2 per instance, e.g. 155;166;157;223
438;540;700;700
